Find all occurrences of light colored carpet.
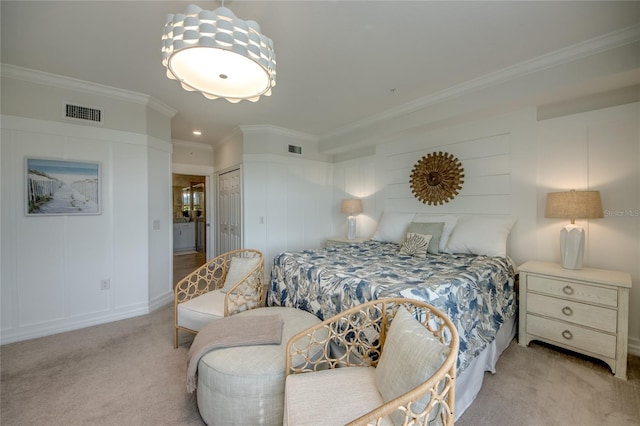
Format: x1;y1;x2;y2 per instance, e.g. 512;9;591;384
457;341;640;426
1;303;639;425
1;304;203;426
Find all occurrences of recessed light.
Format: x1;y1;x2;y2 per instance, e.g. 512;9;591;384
192;130;202;136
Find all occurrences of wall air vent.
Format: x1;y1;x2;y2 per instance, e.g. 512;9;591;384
288;144;302;155
65;104;102;123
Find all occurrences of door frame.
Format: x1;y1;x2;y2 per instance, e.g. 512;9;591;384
172;164;214;262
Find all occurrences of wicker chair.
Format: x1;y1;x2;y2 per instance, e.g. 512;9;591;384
174;249;264;348
284;297;459;426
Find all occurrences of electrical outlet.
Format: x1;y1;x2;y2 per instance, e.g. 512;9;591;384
100;279;110;290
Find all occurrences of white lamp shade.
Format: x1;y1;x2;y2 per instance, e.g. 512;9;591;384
162;5;276;103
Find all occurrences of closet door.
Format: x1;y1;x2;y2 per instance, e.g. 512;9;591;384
217;168;242;254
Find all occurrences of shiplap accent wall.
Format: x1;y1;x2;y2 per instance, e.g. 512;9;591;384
333;108;539;261
378;132;513;215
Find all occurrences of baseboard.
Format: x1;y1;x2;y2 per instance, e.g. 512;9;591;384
628;336;640;357
149;290;174;312
0;303;149;345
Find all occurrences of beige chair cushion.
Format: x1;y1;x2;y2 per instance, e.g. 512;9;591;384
284;367;392;426
220;256;261;293
177;290;225;331
375;306;449;424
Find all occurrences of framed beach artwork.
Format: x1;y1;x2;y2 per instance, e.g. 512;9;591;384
25;157;101;216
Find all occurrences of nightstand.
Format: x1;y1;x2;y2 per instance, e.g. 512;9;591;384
518;261;632;379
325;237;368;247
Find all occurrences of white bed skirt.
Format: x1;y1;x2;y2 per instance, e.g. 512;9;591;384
454;314;517;421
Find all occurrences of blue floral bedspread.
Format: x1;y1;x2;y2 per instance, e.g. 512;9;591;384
268;240;517;373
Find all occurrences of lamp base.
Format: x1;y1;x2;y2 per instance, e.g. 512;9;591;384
347;216;356;240
560;225;585;270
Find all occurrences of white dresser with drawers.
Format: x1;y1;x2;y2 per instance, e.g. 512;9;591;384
518;261;632;379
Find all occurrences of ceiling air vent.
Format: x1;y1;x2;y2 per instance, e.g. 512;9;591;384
288;144;302;155
65;104;102;123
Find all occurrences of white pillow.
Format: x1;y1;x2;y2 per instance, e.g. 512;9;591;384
412;214;458;252
375;306;449;425
399;233;433;259
371;212;415;244
220;256;261;293
444;215;516;257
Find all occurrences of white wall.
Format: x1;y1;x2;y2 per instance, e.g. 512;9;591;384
243;154;333;271
331;155;378;239
536;103;640;348
240;126;334;276
0;68;174;344
173;139;214;170
214;128;244;172
148;138;173;310
332;102;640;355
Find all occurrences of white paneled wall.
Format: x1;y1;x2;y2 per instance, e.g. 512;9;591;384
148;138;173;310
1;116;172;344
243;154;333;274
332;156;377;239
536;103;640;348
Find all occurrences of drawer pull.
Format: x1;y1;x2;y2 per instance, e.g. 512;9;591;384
562;330;573;340
562;285;574;295
562;306;573;316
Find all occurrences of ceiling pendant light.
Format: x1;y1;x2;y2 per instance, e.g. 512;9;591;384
162;3;276;103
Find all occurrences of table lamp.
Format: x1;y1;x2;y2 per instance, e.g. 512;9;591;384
545;190;604;270
341;198;363;240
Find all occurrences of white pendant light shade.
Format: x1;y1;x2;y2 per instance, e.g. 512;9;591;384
162;5;276;103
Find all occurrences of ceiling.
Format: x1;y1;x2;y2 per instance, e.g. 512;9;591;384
2;1;639;150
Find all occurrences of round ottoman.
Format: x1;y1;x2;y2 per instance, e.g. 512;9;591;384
196;306;322;426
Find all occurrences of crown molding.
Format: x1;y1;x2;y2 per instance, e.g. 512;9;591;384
146;97;178;118
319;24;640;144
0;63;176;118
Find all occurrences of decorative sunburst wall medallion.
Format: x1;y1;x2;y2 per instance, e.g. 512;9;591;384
410;152;464;205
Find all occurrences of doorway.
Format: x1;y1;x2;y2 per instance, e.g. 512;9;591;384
172;173;207;285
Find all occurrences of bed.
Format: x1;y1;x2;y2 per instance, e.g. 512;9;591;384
267;212;518;420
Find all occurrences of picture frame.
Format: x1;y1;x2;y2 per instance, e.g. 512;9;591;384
25;157;101;216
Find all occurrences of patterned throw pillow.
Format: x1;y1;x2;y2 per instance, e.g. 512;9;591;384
399;233;433;258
